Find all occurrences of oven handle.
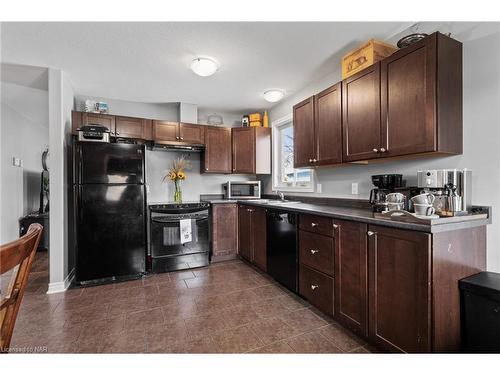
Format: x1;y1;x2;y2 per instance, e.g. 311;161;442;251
151;217;208;224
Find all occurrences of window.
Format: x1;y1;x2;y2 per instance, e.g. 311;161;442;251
272;114;314;192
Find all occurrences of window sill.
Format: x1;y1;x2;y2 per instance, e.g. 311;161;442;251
272;186;315;193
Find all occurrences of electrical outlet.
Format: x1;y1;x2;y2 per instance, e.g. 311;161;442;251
316;183;322;193
12;157;22;167
351;182;359;195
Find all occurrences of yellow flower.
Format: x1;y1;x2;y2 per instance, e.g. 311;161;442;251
168;171;177;181
177;171;186;180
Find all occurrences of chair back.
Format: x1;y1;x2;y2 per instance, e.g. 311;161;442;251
0;223;43;353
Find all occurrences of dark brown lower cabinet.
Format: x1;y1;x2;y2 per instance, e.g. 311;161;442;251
238;205;252;262
237;204;267;272
211;203;238;262
299;264;334;316
334;219;368;338
367;225;431;353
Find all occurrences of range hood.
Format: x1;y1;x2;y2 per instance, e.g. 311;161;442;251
153;142;205;152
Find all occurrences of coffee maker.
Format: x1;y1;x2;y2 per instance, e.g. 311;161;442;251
417;169;472;215
369;174;404;212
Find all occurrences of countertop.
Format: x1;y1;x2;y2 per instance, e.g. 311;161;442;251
203;198;491;233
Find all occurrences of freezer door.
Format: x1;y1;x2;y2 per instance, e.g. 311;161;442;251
75;184;146;282
75;142;144;184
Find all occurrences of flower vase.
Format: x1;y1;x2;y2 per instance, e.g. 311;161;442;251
174;180;182;203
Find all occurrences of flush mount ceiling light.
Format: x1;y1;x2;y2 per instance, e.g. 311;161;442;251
190;57;219;77
263;89;286;103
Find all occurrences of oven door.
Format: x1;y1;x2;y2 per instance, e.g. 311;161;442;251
150;215;209;258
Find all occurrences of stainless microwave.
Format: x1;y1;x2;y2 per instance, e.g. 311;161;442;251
223;181;261;200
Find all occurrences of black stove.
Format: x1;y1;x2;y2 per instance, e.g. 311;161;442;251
148;202;210;273
149;202;209;214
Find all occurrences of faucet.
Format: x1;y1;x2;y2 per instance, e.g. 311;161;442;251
276;190;285;201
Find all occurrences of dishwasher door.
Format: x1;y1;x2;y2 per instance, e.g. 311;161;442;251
266;209;298;292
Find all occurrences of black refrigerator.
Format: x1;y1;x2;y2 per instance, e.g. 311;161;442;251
72;142;146;284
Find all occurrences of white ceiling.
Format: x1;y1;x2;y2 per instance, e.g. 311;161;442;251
1;22;411;112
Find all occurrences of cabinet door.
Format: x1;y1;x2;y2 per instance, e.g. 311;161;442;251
238;205;253;262
293;97;315;168
203;126;232;173
334;219;368;337
179;123;205;144
252;206;267;272
342;63;381;162
368;225;431;353
315;83;342;165
115;116;146;139
153;121;179;142
232;128;255;174
82;113;116;135
212;203;238;259
381;36;436;157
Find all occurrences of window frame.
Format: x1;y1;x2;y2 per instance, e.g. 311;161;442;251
272;113;315;193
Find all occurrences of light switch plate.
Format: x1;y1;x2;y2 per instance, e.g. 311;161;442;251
12;157;22;167
316;183;322;193
351;182;359;195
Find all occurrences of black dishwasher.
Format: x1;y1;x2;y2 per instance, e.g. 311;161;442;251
266;209;298;292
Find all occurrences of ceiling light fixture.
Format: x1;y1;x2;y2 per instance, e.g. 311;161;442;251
190;57;219;77
263;89;285;103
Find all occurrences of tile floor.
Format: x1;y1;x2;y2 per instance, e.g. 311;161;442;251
7;252;375;353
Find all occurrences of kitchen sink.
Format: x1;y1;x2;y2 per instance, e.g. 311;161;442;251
244;199;299;205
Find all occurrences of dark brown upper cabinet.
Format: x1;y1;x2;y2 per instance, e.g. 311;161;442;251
152;120;178;142
202;126;232;174
153;121;205;144
342;62;382;162
232;127;271;174
293;97;315;168
179;122;205;144
115;116;151;140
367;225;431;353
380;32;462;158
314;83;343;166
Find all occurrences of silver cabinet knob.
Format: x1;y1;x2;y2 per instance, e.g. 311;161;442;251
380;148;386;152
367;231;376;236
180;137;184;140
373;148;378;153
333;224;339;229
205;168;208;171
176;136;180;140
310;249;319;255
309;158;313;163
311;222;318;227
311;284;319;291
313;158;317;163
115;132;120;136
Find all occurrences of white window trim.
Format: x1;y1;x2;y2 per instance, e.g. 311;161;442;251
272;113;315;193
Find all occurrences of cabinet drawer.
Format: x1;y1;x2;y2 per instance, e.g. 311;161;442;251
299;230;334;276
299;264;334;316
299;214;334;237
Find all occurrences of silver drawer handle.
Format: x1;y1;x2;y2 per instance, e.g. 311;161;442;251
367;231;376;236
310;249;319;255
311;222;318;227
333;224;339;229
311;284;319;291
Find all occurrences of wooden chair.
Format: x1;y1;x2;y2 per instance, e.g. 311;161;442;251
0;223;43;353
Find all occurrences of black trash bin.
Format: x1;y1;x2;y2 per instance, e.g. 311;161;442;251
459;272;500;353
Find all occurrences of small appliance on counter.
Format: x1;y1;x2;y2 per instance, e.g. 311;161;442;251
417;169;472;216
77;124;110;143
369;174;404;212
223;181;261;200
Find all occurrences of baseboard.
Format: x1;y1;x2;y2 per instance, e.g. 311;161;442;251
47;268;75;294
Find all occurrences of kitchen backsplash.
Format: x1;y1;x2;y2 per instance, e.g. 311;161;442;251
145;149;255;203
